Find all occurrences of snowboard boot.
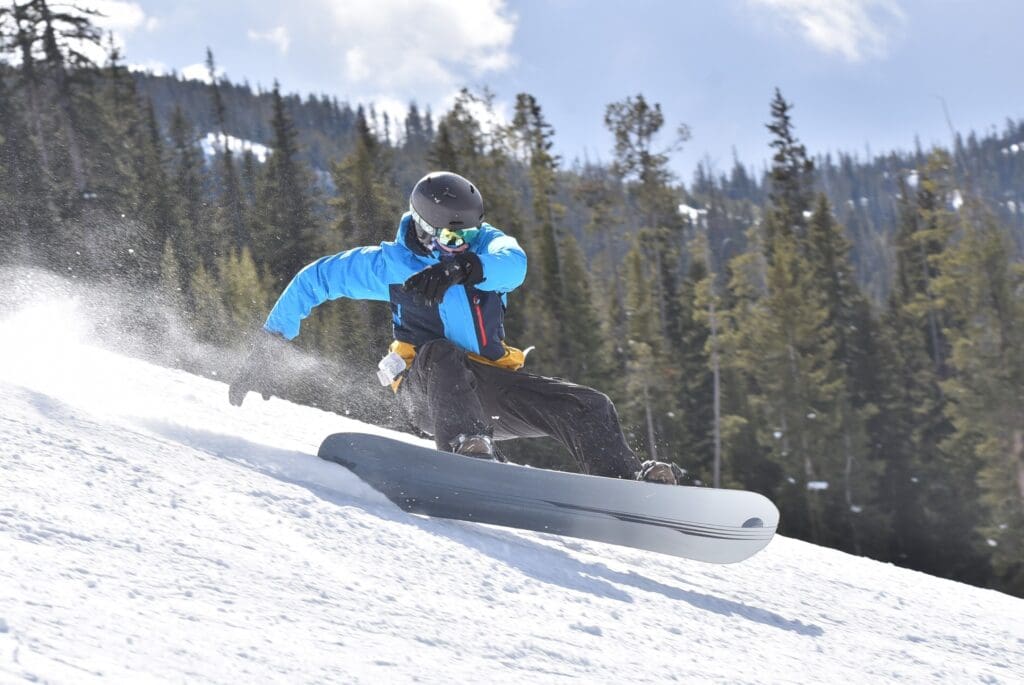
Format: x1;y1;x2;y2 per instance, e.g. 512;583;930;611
451;433;501;461
637;460;687;485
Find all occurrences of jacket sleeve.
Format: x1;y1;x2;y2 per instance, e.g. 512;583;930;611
475;229;527;293
264;246;390;340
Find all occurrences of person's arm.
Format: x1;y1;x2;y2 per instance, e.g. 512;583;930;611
229;246;389;407
265;246;390;340
473;228;527;293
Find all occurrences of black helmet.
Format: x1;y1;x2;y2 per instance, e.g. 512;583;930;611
409;172;484;247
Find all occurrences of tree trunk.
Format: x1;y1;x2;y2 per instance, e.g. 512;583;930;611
644;383;658;461
1014;428;1024;502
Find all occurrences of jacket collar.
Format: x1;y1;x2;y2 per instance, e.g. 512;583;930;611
397;212;434;258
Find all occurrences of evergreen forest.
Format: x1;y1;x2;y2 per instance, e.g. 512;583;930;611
2;2;1023;597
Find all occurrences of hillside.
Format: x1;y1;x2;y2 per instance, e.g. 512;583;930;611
1;292;1022;683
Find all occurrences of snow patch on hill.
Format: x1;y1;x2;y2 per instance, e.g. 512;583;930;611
201;132;271;163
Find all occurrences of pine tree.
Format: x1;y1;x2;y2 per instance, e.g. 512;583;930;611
218;247;268;337
721;93;851;544
325;107;400;367
558;233;610;390
765;88;814;252
603;93;688;337
0;1;103;237
873;300;932;564
621;241;664;459
240;148;259;211
509;93;565;372
134;99;181;282
603;94;690;461
36;0;99;196
430;120;458;171
573;162;621;276
428;91;522;225
86;40;143;210
167;106;207;277
572;165;625;380
1;1;55;196
251;81;319;286
189;261;230;345
402;101;431;167
206;48;249;251
935;207;1024;593
63;39;155;281
880;150;986;579
0;66;54;264
805;193;885;553
603;94;688;214
676;236;715;483
729;227;840;541
429;89;491;181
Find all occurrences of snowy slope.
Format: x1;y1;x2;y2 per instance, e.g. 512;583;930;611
2;297;1023;684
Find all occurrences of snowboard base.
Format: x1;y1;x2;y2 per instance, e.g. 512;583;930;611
318;432;779;564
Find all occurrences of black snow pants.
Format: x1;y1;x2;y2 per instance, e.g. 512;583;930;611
398;338;642;479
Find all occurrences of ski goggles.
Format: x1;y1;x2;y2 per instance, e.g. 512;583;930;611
437;226;479;248
410;206;480;250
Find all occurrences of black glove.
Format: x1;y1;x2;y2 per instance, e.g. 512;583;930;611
402;252;483;306
229;329;285;406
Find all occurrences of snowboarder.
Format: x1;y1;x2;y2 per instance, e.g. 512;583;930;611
229;171;684;484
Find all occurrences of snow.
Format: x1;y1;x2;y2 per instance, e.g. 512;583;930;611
2;291;1024;683
201;132;272;163
951;189;964;211
678;204;708;223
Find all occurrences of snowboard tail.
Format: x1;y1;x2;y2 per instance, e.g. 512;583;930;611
318;432;779;564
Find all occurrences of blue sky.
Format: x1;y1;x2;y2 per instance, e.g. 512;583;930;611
93;0;1024;181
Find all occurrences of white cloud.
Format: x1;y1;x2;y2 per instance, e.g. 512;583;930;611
181;62;223;84
248;26;291;55
313;0;517;106
64;1;156;65
128;60;168;76
748;0;906;62
79;1;151;34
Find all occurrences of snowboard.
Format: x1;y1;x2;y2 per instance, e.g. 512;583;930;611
318;432;779;564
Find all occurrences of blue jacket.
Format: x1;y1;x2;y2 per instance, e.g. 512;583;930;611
264;213;527;360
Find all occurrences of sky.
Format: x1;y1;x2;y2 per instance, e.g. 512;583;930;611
86;0;1024;181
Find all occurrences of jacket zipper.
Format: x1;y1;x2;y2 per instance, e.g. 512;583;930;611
472;295;488;347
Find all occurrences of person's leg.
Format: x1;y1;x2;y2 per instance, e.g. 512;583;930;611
471;364;642;479
399;339;490;452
